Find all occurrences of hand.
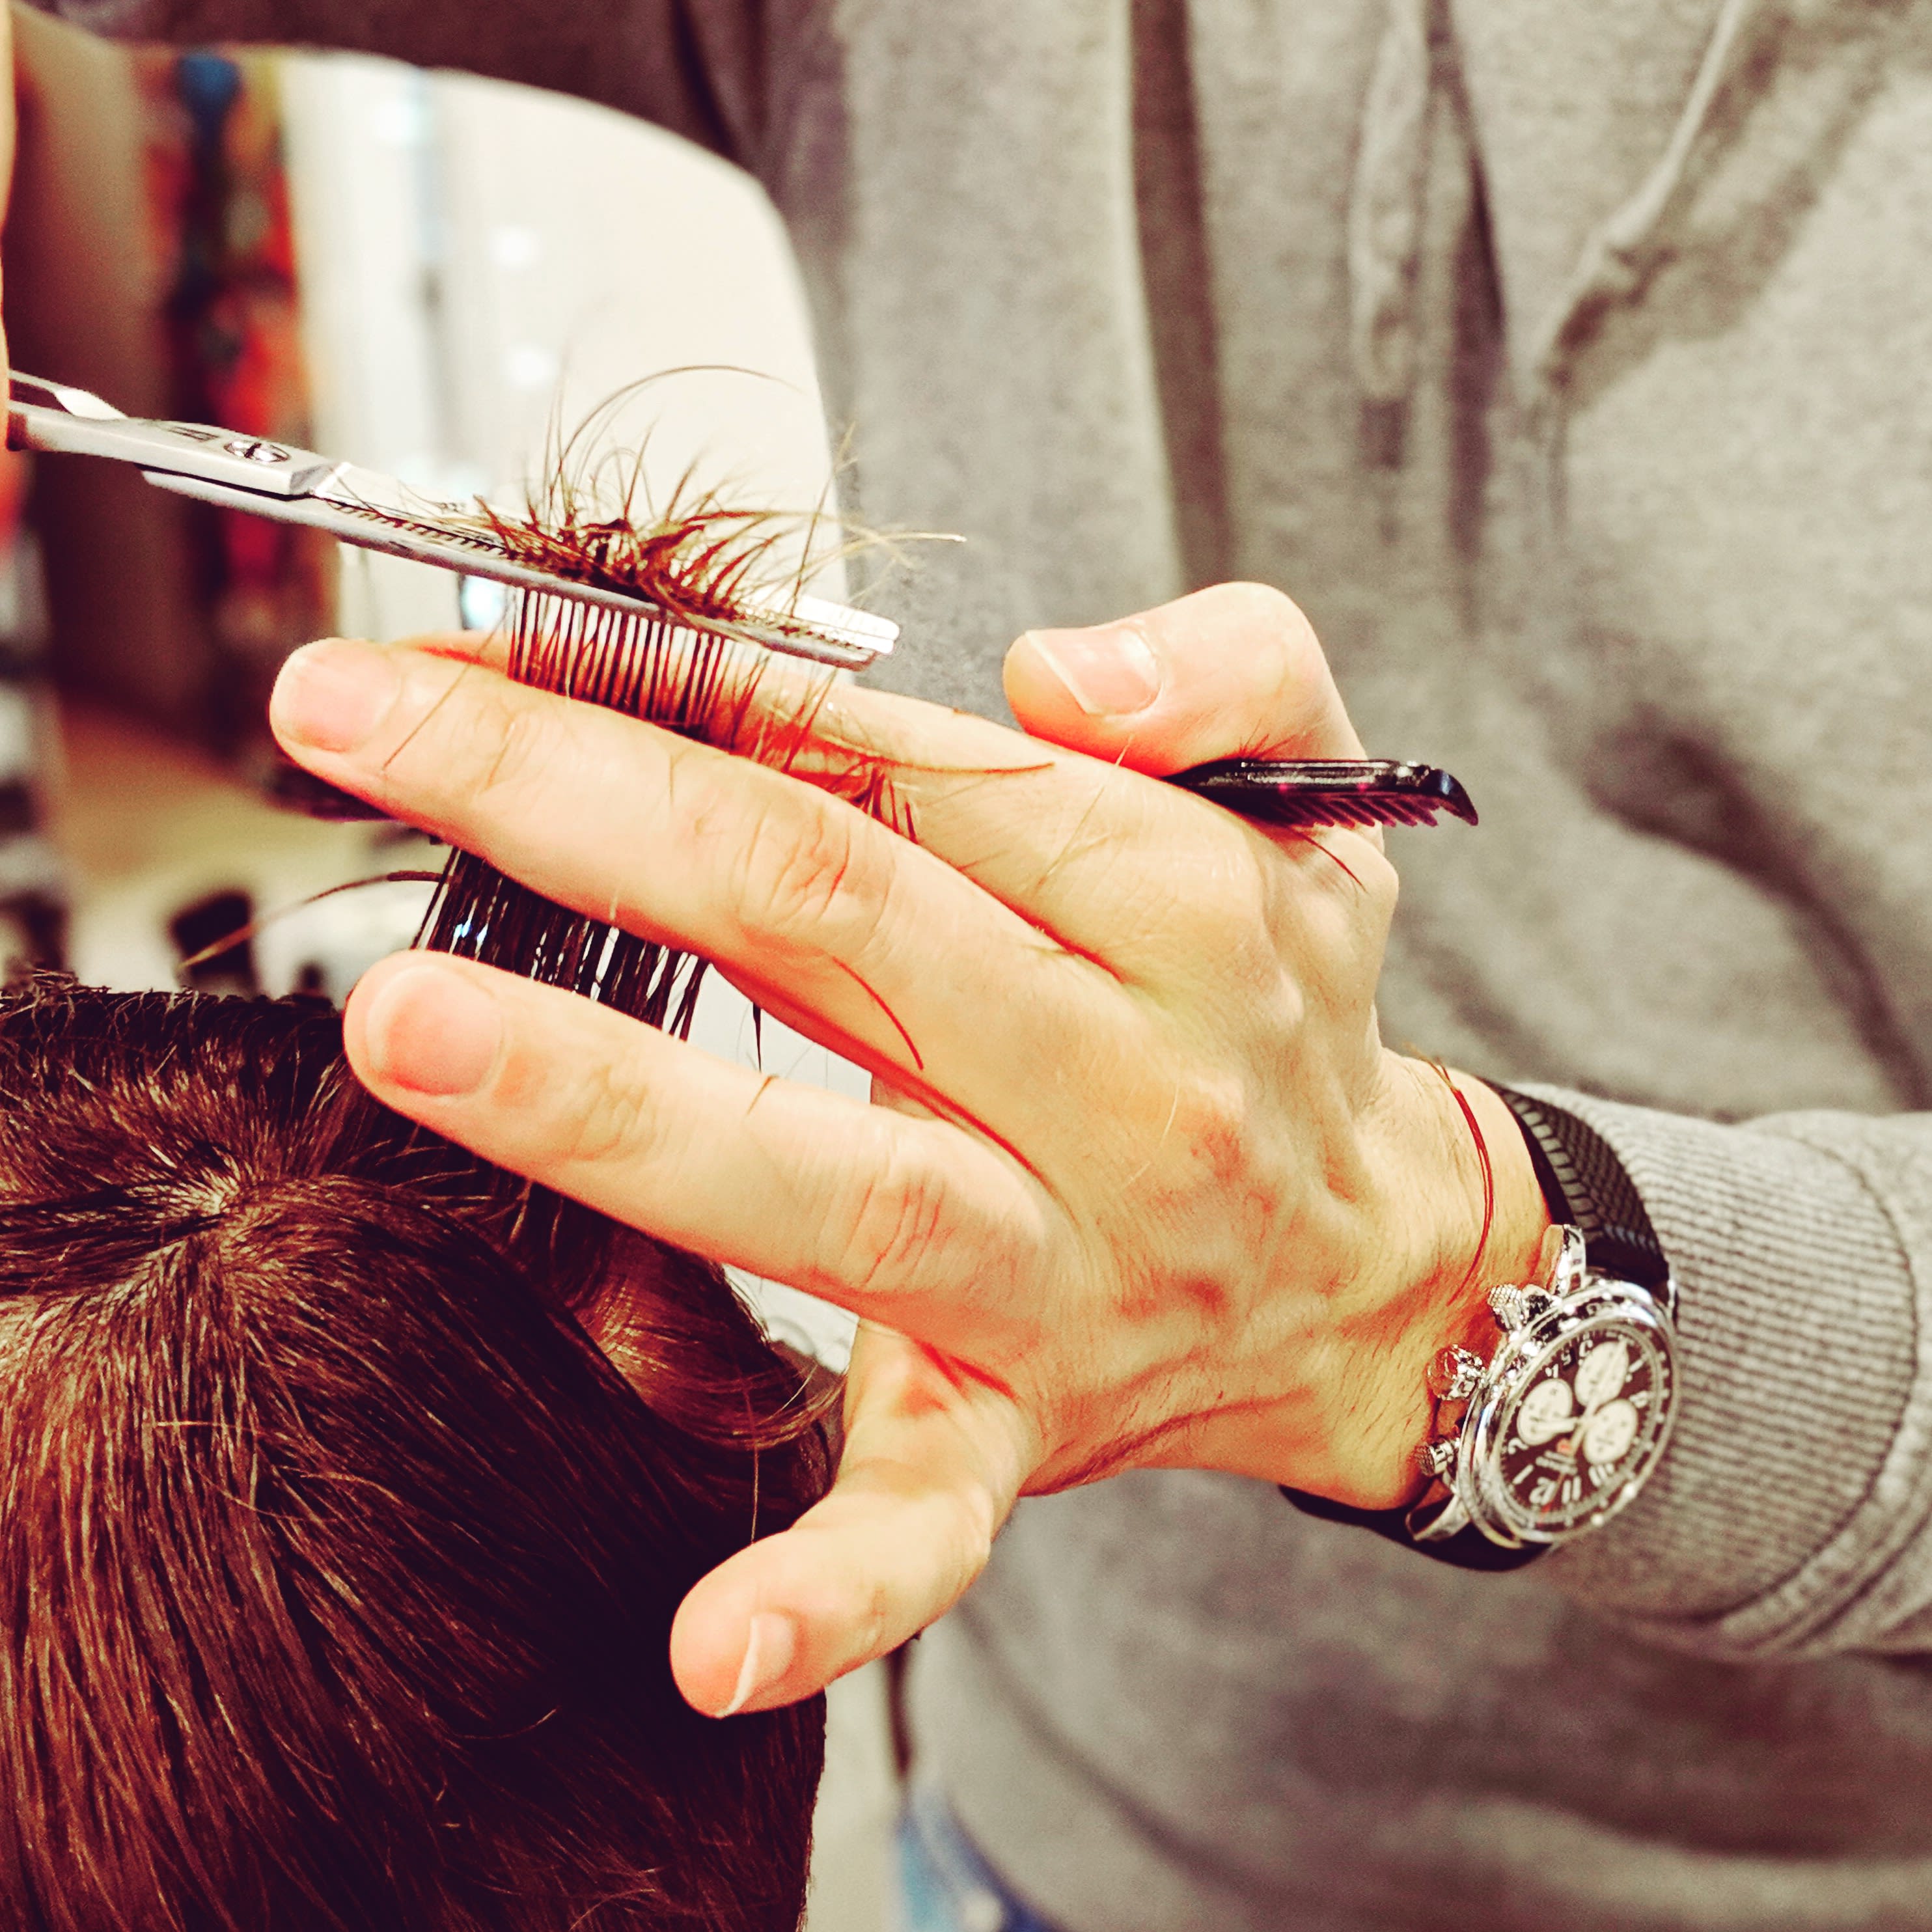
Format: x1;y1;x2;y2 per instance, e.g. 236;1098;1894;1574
268;582;1549;1717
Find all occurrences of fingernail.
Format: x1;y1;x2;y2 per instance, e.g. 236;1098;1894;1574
718;1612;798;1717
1022;622;1163;717
272;638;402;753
359;962;503;1097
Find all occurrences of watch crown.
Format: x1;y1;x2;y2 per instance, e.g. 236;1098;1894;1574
1488;1283;1551;1332
1427;1346;1485;1401
1415;1436;1459;1481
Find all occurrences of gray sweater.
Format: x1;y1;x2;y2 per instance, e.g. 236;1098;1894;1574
46;1;1932;1925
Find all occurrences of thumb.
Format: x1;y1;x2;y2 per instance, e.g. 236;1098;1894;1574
1004;580;1364;773
669;1327;1031;1717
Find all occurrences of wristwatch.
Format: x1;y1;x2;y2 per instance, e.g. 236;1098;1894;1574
1284;1088;1679;1570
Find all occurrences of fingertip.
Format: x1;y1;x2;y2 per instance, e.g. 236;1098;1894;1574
1001;631;1079;739
1004;623;1163;745
339;951;409;1068
345;954;505;1101
270;637;402;756
719;1612;801;1717
1006;585;1363;771
672;1569;819;1718
669;1579;743;1716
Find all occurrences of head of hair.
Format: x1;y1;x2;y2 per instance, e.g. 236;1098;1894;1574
0;974;829;1932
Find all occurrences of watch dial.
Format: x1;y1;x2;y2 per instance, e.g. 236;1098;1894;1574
1491;1316;1671;1539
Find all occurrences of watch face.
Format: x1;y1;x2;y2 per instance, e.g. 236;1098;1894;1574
1485;1310;1673;1541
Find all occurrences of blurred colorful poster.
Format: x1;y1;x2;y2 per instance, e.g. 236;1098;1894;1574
134;46;333;727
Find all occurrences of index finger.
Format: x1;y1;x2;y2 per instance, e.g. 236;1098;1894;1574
272;626;1333;1000
270;637;1144;1126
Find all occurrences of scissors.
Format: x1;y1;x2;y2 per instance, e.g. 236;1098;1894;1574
7;372;1475;830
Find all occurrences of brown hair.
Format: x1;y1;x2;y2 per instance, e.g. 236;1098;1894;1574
0;976;829;1931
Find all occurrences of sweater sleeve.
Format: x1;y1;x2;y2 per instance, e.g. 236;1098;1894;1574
26;0;774;170
1522;1083;1932;1658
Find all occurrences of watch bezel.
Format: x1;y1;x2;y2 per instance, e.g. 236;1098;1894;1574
1461;1276;1677;1547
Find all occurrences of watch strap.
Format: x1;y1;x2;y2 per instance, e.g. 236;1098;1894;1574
1280;1484;1545;1569
1489;1087;1672;1308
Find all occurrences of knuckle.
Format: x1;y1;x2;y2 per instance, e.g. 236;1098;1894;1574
1357;846;1400;933
1260;827;1396;959
407;675;575;823
1209;581;1323;675
730;794;884;950
1213;578;1314;639
842;1571;898;1663
472;692;577;810
556;1050;667;1175
935;1487;997;1598
824;1139;957;1303
1187;581;1345;750
1301;840;1400;969
1180;839;1288;971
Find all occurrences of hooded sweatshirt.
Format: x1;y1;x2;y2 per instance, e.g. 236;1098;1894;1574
38;3;1932;1927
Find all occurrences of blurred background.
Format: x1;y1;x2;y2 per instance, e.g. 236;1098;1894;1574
4;16;894;1927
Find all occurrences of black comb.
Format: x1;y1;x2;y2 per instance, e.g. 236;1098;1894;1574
276;753;1480;830
1167;759;1477;831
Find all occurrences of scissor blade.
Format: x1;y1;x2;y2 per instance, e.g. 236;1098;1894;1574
308;469;896;659
143;467;894;671
10;374;127;422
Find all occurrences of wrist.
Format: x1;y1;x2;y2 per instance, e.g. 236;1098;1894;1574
1320;1058;1552;1507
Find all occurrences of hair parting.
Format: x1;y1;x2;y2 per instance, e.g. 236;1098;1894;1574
0;973;831;1931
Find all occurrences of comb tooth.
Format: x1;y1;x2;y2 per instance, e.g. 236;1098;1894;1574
609;611;626;711
592;605;619;709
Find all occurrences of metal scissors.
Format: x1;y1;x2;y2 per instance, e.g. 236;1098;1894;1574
7;371;1475;830
7;371;895;672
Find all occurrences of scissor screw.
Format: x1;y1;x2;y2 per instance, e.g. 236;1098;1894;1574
224;437;290;463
